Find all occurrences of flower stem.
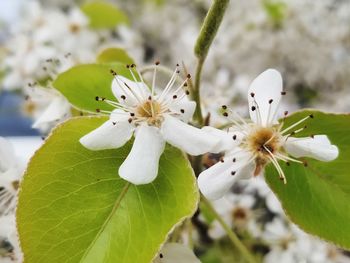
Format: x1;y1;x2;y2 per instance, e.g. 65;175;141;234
201;195;257;263
192;57;205;125
192;0;230;126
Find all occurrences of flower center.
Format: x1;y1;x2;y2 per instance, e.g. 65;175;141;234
136;100;164;126
244;126;282;175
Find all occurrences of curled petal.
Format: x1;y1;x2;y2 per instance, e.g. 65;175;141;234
80;111;134;150
198;150;255;200
112;75;150;106
119;124;165;185
284;135;339;162
161;115;220;156
248;69;283;126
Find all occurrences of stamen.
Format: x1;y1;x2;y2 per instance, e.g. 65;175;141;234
281;115;313;135
159;64;180;101
264;146;287;184
128;64;147;98
151;62;158;98
250;97;262;125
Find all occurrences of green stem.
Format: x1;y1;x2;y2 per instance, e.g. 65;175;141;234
192;57;205;125
201;195;257;263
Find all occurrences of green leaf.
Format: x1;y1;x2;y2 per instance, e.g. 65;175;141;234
17;117;199;263
265;110;350;249
96;48;134;65
81;1;129;29
52;63;139;113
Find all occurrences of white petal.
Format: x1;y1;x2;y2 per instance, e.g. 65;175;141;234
0;137;16;173
168;99;196;123
32;97;71;129
284;135;339;162
80;112;134;150
119;124;165;185
112;75;150;106
154;243;201;263
248;69;283;126
161;115;220;156
201;126;239;153
198;150;255;200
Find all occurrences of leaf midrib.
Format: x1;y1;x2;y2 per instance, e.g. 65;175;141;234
78;182;131;262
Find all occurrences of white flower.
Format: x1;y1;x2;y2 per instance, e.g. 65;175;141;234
198;69;339;200
0;138;22;216
153;243;201;263
208;193;257;239
0;214;22;262
24;83;71;133
80;64;220;185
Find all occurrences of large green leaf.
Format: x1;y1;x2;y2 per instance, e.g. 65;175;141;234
81;1;129;29
17;117;199;263
265;110;350;249
97;48;134;65
53;64;138;113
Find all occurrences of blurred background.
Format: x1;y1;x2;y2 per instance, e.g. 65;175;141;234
0;0;350;262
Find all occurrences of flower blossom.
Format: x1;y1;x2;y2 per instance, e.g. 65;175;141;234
0;138;22;216
80;63;219;185
198;69;339;200
24;82;71;133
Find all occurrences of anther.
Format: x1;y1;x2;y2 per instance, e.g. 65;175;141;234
121;95;126;100
130;64;136;68
268;99;273;104
251;106;256;111
126;64;130;69
232;158;236;162
281;91;287;95
130;113;135;117
128;118;133;123
250;92;255;98
231;171;236;176
233;135;237;140
110;69;117;76
185;90;190;95
303;161;308;167
112;122;117;125
220;158;224;163
148;95;152;100
155;61;160;65
184;83;188;87
310;134;314;138
222;105;227;110
95;96;99;101
173;95;177;99
187;74;191;79
223;112;228;117
96;109;101;113
286;162;290;166
176;70;180;74
284;111;288;116
309;114;314;119
160;253;163;259
180;109;185;113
